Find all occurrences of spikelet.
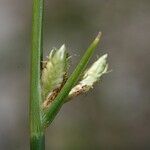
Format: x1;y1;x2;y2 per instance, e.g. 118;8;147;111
68;54;108;99
41;44;68;102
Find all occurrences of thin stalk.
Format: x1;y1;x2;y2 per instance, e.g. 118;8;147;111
42;32;102;127
30;0;44;150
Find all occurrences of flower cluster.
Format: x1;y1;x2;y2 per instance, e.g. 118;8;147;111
41;45;108;108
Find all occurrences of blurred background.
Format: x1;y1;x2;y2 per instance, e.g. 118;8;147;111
0;0;150;149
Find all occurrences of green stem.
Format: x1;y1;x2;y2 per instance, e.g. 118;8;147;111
30;0;44;149
42;32;102;127
30;136;45;150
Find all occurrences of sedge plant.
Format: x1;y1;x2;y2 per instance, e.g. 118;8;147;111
30;0;109;150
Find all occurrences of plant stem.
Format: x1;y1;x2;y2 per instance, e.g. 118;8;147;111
30;0;44;149
42;32;102;127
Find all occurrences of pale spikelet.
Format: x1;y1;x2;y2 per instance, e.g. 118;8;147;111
41;44;68;100
69;54;108;98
